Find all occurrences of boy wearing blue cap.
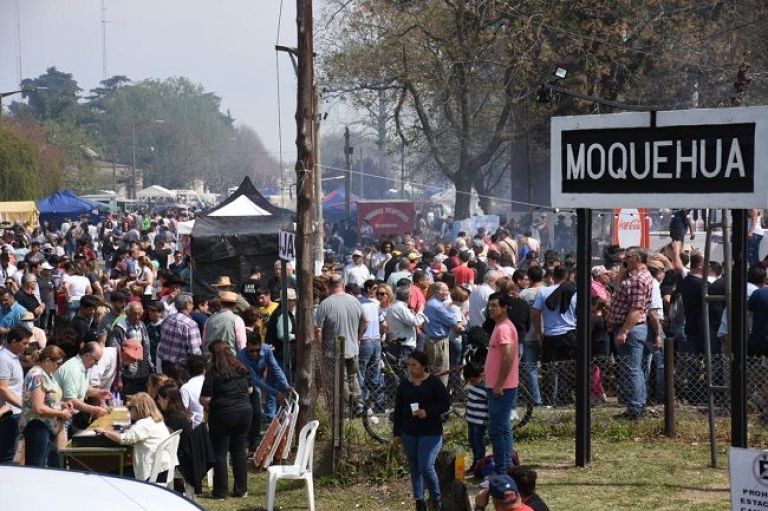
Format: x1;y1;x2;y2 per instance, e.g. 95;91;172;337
473;474;533;510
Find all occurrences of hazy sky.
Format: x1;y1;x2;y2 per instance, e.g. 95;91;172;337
0;0;312;159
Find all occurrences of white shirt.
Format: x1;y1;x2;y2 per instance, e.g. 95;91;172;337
120;417;173;481
385;301;424;348
64;275;90;302
88;346;118;391
468;283;494;328
180;374;205;428
370;252;391;281
344;263;372;287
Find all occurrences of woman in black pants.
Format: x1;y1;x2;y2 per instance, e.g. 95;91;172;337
200;340;253;499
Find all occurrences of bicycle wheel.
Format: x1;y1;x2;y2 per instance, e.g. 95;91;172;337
362;354;404;444
513;383;534;430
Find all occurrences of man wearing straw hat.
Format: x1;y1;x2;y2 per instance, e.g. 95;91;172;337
211;275;251;313
203;291;247;352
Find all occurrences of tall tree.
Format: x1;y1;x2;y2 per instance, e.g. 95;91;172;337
9;67;83;123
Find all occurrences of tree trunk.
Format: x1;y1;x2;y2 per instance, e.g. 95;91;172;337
453;171;473;220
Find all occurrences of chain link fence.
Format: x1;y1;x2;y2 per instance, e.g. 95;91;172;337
311;338;768;471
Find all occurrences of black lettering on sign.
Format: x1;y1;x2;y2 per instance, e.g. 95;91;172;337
561;123;755;193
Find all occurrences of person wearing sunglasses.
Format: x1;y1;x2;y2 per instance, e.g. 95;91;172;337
21;345;72;467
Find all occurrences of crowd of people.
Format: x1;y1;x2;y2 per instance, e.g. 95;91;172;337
0;204;763;509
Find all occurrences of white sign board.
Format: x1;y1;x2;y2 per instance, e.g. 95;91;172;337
278;230;295;262
551;106;768;208
729;447;768;510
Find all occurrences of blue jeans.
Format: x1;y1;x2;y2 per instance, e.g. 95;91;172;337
749;234;763;268
402;434;442;502
0;413;21;464
23;420;59;468
358;340;382;409
616;324;648;417
486;387;518;474
521;340;543;406
467;422;486;466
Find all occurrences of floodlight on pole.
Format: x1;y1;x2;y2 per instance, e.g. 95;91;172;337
0;86;48;121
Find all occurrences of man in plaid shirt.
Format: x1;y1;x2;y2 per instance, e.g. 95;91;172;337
608;246;653;420
157;294;202;375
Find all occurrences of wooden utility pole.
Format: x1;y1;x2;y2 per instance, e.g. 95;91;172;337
294;0;316;428
344;126;353;220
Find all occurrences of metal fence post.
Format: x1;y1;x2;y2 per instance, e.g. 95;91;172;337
664;336;676;438
332;336;344;469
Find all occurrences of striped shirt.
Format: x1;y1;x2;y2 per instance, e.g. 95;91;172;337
465;383;489;426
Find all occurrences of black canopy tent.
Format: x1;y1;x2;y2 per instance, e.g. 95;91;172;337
190;177;293;295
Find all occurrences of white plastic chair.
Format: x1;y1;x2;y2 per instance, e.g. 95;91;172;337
265;420;319;511
148;429;182;490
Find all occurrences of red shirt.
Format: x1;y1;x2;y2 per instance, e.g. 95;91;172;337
451;265;476;286
409;285;426;313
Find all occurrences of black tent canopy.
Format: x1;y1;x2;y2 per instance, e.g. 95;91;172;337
190;177;293;294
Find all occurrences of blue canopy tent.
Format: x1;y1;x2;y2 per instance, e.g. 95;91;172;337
323;186;358;222
37;191;104;226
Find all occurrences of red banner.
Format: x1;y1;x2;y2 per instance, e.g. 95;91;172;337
357;201;415;236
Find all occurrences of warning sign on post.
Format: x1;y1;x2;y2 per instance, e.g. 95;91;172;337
729;447;768;510
551;106;768;209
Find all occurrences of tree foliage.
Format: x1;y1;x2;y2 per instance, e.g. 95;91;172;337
320;0;768;217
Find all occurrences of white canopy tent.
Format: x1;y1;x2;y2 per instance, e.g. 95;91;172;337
207;194;271;217
136;185;177;200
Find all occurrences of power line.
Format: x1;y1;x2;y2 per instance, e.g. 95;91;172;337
316;163;553;210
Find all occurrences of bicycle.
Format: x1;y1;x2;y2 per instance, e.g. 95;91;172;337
361;345;409;444
361;339;534;444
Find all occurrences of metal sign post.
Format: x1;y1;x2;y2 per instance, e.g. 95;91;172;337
279;230;296;382
575;208;592;467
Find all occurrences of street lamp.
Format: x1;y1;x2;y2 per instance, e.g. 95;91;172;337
0;86;48;121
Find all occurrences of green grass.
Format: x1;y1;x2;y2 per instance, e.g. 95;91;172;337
198;407;740;511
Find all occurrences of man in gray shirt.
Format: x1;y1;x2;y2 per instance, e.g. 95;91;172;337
315;277;366;415
0;327;31;463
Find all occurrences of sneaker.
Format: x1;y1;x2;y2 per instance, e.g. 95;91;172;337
231;491;248;498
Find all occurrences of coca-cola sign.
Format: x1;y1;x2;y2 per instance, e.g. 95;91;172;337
613;209;650;249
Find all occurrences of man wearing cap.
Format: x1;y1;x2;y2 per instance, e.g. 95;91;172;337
204;291;247;352
158;294;202;375
344;250;372;287
473;474;534;510
590;266;612;307
315;276;366;415
607;247;652;420
108;302;153;396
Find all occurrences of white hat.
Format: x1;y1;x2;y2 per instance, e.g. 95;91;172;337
41;262;54;270
352;249;363;257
